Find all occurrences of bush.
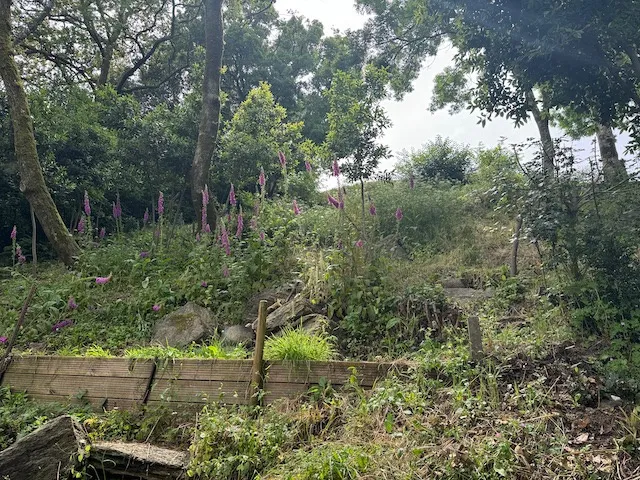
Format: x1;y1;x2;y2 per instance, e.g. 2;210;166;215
397;136;473;183
264;328;336;361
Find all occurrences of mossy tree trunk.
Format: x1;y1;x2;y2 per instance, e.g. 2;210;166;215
0;0;80;266
190;0;223;229
595;124;628;183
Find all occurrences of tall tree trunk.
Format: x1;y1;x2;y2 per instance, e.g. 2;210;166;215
97;45;113;87
190;0;223;227
595;124;628;183
0;0;80;266
526;89;555;177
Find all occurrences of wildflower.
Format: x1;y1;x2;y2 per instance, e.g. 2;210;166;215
196;233;201;242
201;281;208;288
337;239;343;250
338;201;344;210
332;159;340;177
201;206;208;232
18;255;26;264
236;209;244;239
258;167;266;188
222;265;230;277
77;216;85;234
355;239;364;248
305;160;312;172
220;223;231;256
68;296;78;310
84;190;91;216
327;195;340;208
259;230;265;242
204;224;211;233
112;194;122;219
15;246;21;257
157;192;164;215
10;225;16;240
250;217;258;231
154;229;160;239
52;319;73;332
369;202;377;216
229;184;237;207
0;336;7;344
202;185;210;206
395;207;403;221
112;202;117;219
409;174;415;190
143;209;149;225
293;200;301;215
95;274;112;285
140;251;149;259
152;304;161;312
99;227;106;239
278;151;287;168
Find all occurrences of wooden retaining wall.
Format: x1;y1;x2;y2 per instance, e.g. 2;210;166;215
0;356;398;410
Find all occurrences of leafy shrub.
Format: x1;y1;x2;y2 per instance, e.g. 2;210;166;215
397;136;473;183
188;404;295;479
264;328;336;361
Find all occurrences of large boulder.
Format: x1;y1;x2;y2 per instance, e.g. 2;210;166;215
221;325;254;346
0;415;88;480
251;295;315;333
151;302;218;347
241;280;305;327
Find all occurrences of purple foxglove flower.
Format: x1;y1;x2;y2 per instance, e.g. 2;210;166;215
0;336;7;344
337;239;343;250
355;239;364;248
327;195;340;208
201;206;208;232
259;230;265;242
143;209;149;225
84;190;91;216
204;224;211;233
157;192;164;215
196;233;201;242
220;223;231;256
250;217;258;231
369;203;377;216
95;274;112;285
15;246;22;257
18;255;26;264
338;201;344;210
52;319;73;332
201;281;208;288
99;227;106;239
77;216;85;234
222;265;230;277
258;167;266;187
409;174;415;190
278;151;286;168
10;225;16;240
229;184;237;207
152;304;161;312
236;210;244;239
112;202;117;219
68;296;78;310
305;160;312;172
116;194;122;218
202;185;210;206
332;159;340;177
293;200;301;215
395;207;403;221
140;251;149;259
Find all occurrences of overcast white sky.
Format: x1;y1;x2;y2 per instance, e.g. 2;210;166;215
274;0;630;171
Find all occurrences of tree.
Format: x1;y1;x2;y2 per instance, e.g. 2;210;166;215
190;0;224;225
0;0;80;265
326;66;390;221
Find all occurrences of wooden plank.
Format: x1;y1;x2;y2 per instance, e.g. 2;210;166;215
2;372;148;400
148;378;253;404
265;361;395;386
153;359;254;382
23;393;140;410
262;381;310;404
5;356;154;378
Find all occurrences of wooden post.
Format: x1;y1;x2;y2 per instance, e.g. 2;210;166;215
510;214;523;277
467;316;484;363
249;300;267;406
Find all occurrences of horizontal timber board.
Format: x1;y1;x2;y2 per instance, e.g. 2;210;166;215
4;356;154;378
264;361;398;386
23;393;141;410
148;378;253;403
154;359;254;381
2;372;149;400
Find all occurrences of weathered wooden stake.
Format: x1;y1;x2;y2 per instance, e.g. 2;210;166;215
510;214;523;277
249;300;267;406
467;316;484;363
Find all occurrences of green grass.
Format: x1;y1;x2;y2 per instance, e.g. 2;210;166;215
264;328;336;361
124;341;248;360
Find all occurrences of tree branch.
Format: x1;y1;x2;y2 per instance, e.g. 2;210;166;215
14;0;55;46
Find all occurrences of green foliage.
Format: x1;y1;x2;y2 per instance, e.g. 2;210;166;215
124;341;247;360
264;328;336;362
397;136;472;183
188;404;295;479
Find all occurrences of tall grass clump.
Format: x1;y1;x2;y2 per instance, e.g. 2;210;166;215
264;328;336;361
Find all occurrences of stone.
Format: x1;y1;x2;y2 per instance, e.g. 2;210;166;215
441;278;465;289
89;441;187;479
0;415;88;480
151;302;218;348
252;295;315;333
241;281;305;327
221;325;254;346
444;287;493;307
299;314;330;334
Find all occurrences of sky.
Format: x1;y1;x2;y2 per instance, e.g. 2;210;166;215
274;0;630;172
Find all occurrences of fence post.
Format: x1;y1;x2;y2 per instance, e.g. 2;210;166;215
249;300;267;406
467;316;484;363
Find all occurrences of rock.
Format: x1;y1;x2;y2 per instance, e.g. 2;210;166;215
299;314;330;334
0;415;88;480
444;287;493;306
151;302;218;348
252;295;315;333
221;325;254;346
441;278;465;289
89;441;187;479
242;281;305;326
